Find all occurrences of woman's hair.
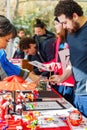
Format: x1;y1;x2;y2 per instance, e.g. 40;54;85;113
17;27;25;33
0;15;17;37
19;37;35;51
54;0;83;19
34;19;46;29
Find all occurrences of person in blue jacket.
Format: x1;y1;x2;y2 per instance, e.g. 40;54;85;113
0;15;39;82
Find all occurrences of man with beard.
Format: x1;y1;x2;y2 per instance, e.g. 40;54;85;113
49;0;87;117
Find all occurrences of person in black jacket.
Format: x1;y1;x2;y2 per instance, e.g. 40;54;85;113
32;19;56;77
19;26;56;78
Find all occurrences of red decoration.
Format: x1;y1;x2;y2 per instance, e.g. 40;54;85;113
68;110;82;126
0;97;9;121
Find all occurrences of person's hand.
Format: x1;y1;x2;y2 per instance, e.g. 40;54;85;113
38;68;44;72
49;75;62;85
28;71;41;84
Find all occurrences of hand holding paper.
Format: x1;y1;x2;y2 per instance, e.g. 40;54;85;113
29;61;62;72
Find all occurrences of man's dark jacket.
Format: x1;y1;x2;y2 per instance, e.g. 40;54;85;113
28;30;56;77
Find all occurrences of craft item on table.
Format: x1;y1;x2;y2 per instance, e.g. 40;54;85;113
23;111;39;130
16;93;24;103
22;110;71;129
25;103;35;110
25;90;39;102
23;100;65;111
0;75;37;114
33;111;40;117
33;90;39;100
0;96;10;121
68;110;82;126
26;93;34;102
37;77;48;91
16;92;26;104
38;76;52;91
38;114;67;128
16;103;22;115
3;92;12;101
37;81;47;91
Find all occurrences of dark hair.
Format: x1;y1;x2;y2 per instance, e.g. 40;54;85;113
0;15;17;38
19;37;35;51
17;27;25;33
54;17;59;22
54;0;83;19
34;19;46;29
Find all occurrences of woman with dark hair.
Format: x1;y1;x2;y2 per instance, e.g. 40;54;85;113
32;19;56;77
0;15;39;82
52;17;74;104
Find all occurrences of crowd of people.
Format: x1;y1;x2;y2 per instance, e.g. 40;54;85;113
0;0;87;117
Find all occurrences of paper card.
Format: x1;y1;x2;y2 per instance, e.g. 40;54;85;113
24;100;65;111
29;61;61;72
38;114;67;128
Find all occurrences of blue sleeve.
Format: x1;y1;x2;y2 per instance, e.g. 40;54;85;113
0;50;21;76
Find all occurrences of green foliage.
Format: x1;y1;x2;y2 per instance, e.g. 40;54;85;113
13;0;87;36
13;1;57;36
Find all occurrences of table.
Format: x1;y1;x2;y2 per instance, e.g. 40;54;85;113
0;89;87;130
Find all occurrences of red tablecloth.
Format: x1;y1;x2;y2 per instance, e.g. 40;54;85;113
0;124;70;130
36;126;70;130
0;88;72;130
0;119;71;130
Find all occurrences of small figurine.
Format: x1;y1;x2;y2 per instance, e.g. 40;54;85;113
68;110;82;126
0;96;9;121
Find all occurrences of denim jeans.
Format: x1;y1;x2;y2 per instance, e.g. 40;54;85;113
74;94;87;117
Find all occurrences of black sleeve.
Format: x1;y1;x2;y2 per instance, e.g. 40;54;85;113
42;38;56;62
